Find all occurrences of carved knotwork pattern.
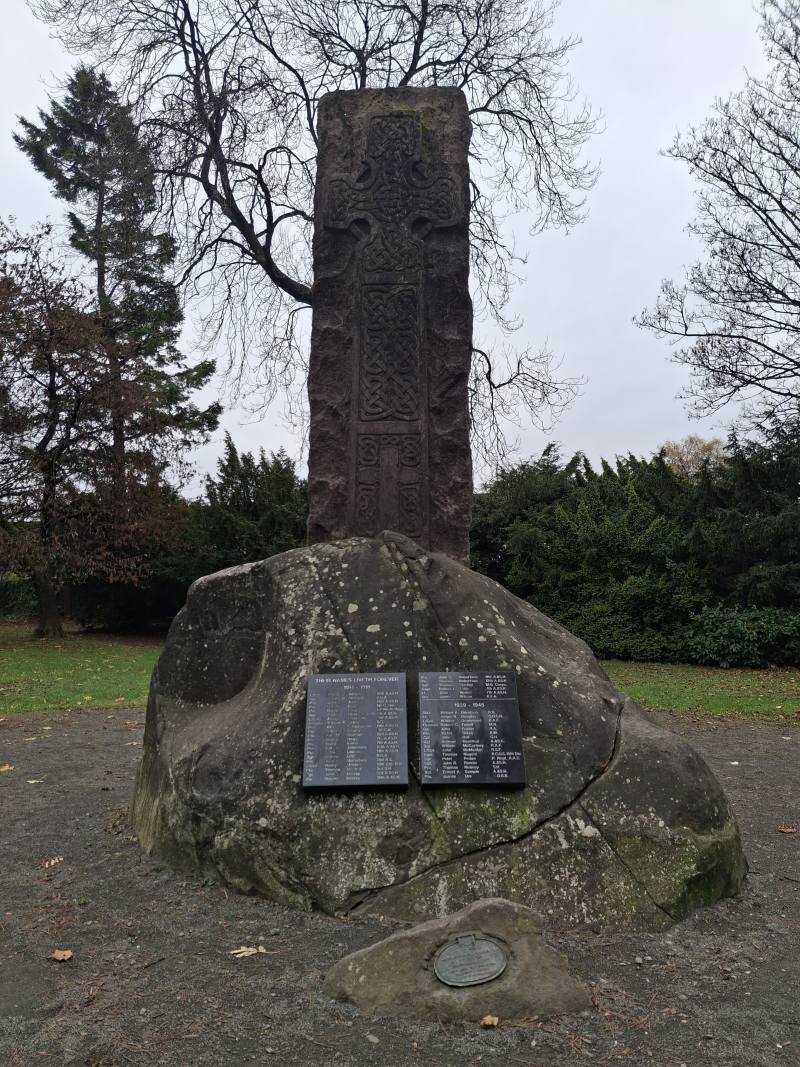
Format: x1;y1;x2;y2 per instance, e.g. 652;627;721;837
356;484;378;529
358;434;421;468
363;224;420;273
321;111;464;544
325;113;459;233
354;484;425;540
368;114;416;166
360;287;419;421
356;432;422;539
399;484;421;534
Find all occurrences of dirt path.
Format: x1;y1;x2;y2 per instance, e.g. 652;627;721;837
1;708;798;1067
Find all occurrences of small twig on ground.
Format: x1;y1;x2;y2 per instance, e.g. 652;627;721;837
299;1033;337;1051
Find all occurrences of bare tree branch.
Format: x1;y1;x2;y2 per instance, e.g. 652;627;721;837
639;0;800;434
32;0;597;457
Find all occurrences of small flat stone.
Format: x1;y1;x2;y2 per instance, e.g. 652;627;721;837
323;898;591;1023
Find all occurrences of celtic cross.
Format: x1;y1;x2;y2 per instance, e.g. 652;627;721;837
308;90;473;560
323;113;460;541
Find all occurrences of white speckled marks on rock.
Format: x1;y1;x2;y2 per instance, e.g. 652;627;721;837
131;532;747;927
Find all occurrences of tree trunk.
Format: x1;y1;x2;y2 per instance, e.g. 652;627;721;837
35;452;63;637
108;348;126;497
33;570;63;637
95;170;127;515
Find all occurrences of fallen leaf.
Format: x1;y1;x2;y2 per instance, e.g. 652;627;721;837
229;946;260;958
0;764;13;773
480;1014;499;1029
48;949;73;962
777;825;798;834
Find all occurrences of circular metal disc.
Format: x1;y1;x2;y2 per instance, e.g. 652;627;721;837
433;932;508;988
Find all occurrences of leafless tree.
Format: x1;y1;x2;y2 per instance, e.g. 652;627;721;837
33;0;595;459
639;1;800;436
469;342;579;469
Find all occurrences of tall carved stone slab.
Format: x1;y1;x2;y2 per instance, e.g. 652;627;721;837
307;88;473;560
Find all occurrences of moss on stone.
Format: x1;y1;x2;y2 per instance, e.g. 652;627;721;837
599;816;746;921
131;534;748;929
426;787;538;849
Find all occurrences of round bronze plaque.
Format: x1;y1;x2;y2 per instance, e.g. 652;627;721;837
433;932;508;988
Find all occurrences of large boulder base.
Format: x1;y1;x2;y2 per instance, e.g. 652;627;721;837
323;898;591;1022
131;532;746;928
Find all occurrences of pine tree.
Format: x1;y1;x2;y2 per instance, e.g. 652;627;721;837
204;435;308;566
15;66;220;523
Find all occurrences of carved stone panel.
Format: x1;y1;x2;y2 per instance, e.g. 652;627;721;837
307;88;473;560
360;286;420;422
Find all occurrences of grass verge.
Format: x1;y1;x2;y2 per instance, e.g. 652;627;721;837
0;622;161;715
2;621;798;722
602;659;800;722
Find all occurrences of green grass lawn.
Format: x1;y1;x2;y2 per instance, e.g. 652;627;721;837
0;622;161;715
2;619;798;721
602;659;800;722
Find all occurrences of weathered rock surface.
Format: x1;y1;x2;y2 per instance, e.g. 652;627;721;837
307;88;473;560
323;897;591;1022
131;532;746;927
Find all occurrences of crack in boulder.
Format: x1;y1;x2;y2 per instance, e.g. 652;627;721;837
133;535;747;927
348;704;626;913
303;550;362;666
575;800;677;923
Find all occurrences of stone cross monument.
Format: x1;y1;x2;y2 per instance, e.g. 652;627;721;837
306;88;473;561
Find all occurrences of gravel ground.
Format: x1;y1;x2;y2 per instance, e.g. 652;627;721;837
1;707;798;1067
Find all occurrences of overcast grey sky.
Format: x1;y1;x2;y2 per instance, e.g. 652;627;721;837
1;0;769;482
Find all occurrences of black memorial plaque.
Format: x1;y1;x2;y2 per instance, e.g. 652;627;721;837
419;671;527;786
303;673;408;789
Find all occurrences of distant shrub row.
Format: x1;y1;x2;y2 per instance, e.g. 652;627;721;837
5;430;800;669
569;604;800;669
471;431;800;668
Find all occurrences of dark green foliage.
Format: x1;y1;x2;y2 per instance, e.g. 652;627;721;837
202;436;309;568
69;574;187;633
471;431;800;667
685;608;800;669
72;439;307;631
0;574;38;619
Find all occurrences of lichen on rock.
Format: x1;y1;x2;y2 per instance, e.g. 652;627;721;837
130;531;746;927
